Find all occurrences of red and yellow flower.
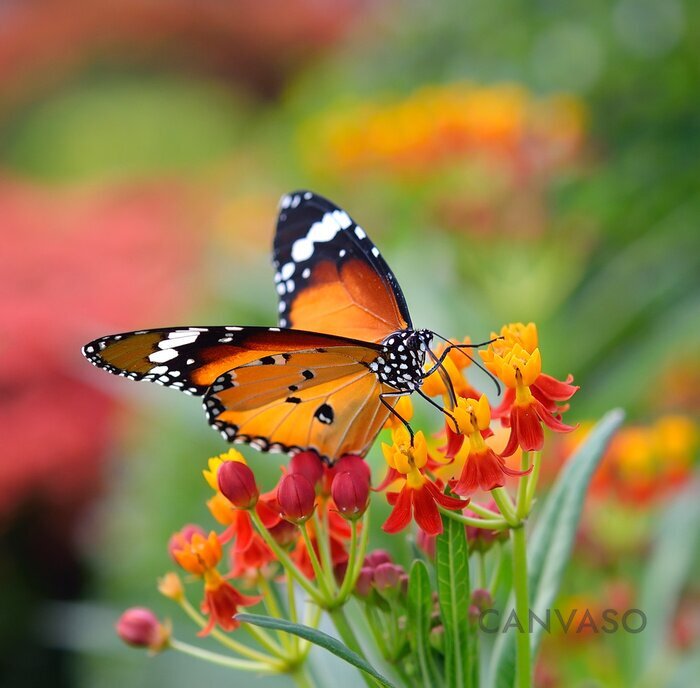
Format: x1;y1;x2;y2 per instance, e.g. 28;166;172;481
169;526;260;634
449;395;530;495
380;427;465;536
480;324;577;455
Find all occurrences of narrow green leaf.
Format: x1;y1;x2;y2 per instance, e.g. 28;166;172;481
436;513;472;688
236;613;395;688
632;478;700;682
407;560;441;687
488;409;625;688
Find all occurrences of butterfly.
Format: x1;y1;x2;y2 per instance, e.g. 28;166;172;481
83;191;464;463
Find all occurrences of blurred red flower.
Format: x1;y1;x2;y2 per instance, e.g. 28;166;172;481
0;178;201;526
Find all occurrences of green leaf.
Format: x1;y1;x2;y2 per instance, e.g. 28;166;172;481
436;513;472;688
407;560;441;687
236;613;395;688
631;478;700;683
488;409;625;688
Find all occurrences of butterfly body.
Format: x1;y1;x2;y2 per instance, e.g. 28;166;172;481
83;191;435;463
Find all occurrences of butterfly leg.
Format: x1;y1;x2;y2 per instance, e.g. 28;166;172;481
379;391;415;443
415;387;461;434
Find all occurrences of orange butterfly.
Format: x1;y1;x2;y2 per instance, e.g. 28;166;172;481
83;191;463;463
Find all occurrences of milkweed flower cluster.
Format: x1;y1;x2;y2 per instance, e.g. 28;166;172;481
116;322;580;688
301;83;584;177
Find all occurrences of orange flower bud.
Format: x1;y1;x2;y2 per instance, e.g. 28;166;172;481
157;572;184;602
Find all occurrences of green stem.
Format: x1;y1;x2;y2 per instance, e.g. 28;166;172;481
491;487;519;526
287;576;299;654
512;525;532;688
258;576;291;651
438;505;509;530
290;665;318;688
301;523;332;599
479;552;487;589
169;638;275;672
335;518;361;604
515;452;531;520
523;451;542;515
466;501;502;519
329;608;377;688
179;596;284;663
314;509;337;594
249;510;323;603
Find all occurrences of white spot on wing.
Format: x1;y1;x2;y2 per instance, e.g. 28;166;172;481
149;348;179;363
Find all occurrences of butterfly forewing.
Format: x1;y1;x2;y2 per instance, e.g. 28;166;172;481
273;191;412;342
204;347;397;461
82;326;380;396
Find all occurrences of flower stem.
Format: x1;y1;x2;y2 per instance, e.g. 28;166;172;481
329;607;376;688
523;451;542;515
438;505;509;530
313;509;338;594
515;452;531;520
179;596;284;663
334;517;363;605
290;665;318;688
511;525;532;688
491;487;519;526
169;637;275;672
258;575;291;651
249;510;323;603
301;523;332;599
466;501;502;519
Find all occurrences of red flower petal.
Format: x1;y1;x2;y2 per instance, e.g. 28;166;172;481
533;373;579;402
412;484;443;536
513;403;544;452
474;449;508;491
374;466;401;492
424;479;467;510
492;388;515;419
443;423;465;457
534;399;577;433
382;485;413;534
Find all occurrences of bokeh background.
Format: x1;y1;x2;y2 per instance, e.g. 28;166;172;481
1;1;699;687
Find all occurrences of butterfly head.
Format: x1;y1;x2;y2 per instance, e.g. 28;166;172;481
373;329;433;391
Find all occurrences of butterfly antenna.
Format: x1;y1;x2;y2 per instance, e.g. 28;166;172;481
430;331;502;396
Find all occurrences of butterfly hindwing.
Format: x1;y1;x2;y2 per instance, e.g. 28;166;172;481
273;191;412;342
82;326;380;396
204;347;398;461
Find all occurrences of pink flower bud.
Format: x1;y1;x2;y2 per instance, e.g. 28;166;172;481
277;473;316;523
116;607;169;651
217;460;258;509
334;454;372;483
167;524;205;561
364;549;392;569
354;567;374;598
373;562;403;592
289;451;324;485
331;470;369;520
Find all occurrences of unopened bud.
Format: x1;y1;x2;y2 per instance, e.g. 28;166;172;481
217;460;259;509
364;550;392;568
331;470;370;520
334;455;372;483
116;607;170;651
277;473;316;524
289;451;324;485
354;567;374;598
373;562;403;593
